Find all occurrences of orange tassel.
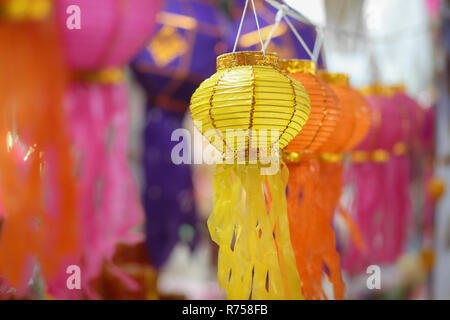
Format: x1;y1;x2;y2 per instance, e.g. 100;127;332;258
286;157;345;300
0;15;78;296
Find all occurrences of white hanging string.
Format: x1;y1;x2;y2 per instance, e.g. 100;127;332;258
312;27;323;63
250;0;265;54
232;0;265;55
261;5;315;61
318;28;328;70
265;0;312;25
232;0;249;53
282;11;315;61
262;9;284;52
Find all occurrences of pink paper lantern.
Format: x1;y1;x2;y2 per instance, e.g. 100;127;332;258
343;90;414;273
56;0;161;70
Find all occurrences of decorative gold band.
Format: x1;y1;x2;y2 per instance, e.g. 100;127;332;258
280;59;316;75
320;153;344;163
371;149;390;162
351;151;370;163
73;68;125;84
351;149;393;163
0;0;51;21
282;151;303;163
318;72;350;86
216;51;280;70
359;83;405;97
393;142;407;156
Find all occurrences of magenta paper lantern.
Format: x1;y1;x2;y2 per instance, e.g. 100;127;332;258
56;0;160;70
342;89;413;273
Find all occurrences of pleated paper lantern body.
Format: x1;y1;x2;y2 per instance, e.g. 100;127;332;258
279;61;344;299
393;88;424;151
190;51;310;300
281;60;340;154
190;51;311;156
0;0;79;298
374;94;403;152
318;73;371;153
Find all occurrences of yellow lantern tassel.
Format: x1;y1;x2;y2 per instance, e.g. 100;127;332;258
208;163;302;299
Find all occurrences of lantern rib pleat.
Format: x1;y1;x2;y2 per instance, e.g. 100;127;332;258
274;72;298;150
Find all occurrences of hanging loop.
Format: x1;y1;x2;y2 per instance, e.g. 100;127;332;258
233;0;265;55
312;27;324;64
281;7;315;61
262;8;284;52
261;4;316;61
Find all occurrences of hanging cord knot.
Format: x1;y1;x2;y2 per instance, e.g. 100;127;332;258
233;0;266;56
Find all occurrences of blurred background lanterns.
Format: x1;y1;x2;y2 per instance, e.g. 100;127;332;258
0;0;78;299
0;0;448;301
54;0;161;299
342;85;414;273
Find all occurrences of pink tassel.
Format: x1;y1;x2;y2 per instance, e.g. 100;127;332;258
47;83;143;299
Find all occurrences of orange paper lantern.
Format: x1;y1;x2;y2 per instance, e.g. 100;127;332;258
281;60;340;155
318;72;371;153
284;72;371;299
280;63;345;300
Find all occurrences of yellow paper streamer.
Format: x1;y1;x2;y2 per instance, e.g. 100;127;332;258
208;163;302;300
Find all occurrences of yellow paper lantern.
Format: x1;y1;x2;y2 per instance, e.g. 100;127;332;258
190;51;310;157
189;51;311;300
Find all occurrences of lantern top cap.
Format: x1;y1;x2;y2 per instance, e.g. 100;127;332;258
0;0;52;21
359;83;404;96
391;84;405;92
280;59;316;75
217;51;280;70
318;72;350;86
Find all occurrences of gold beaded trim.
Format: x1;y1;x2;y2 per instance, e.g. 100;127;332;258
216;51;280;71
280;59;316;75
0;0;51;21
320;153;345;163
73;68;125;84
318;72;350;86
